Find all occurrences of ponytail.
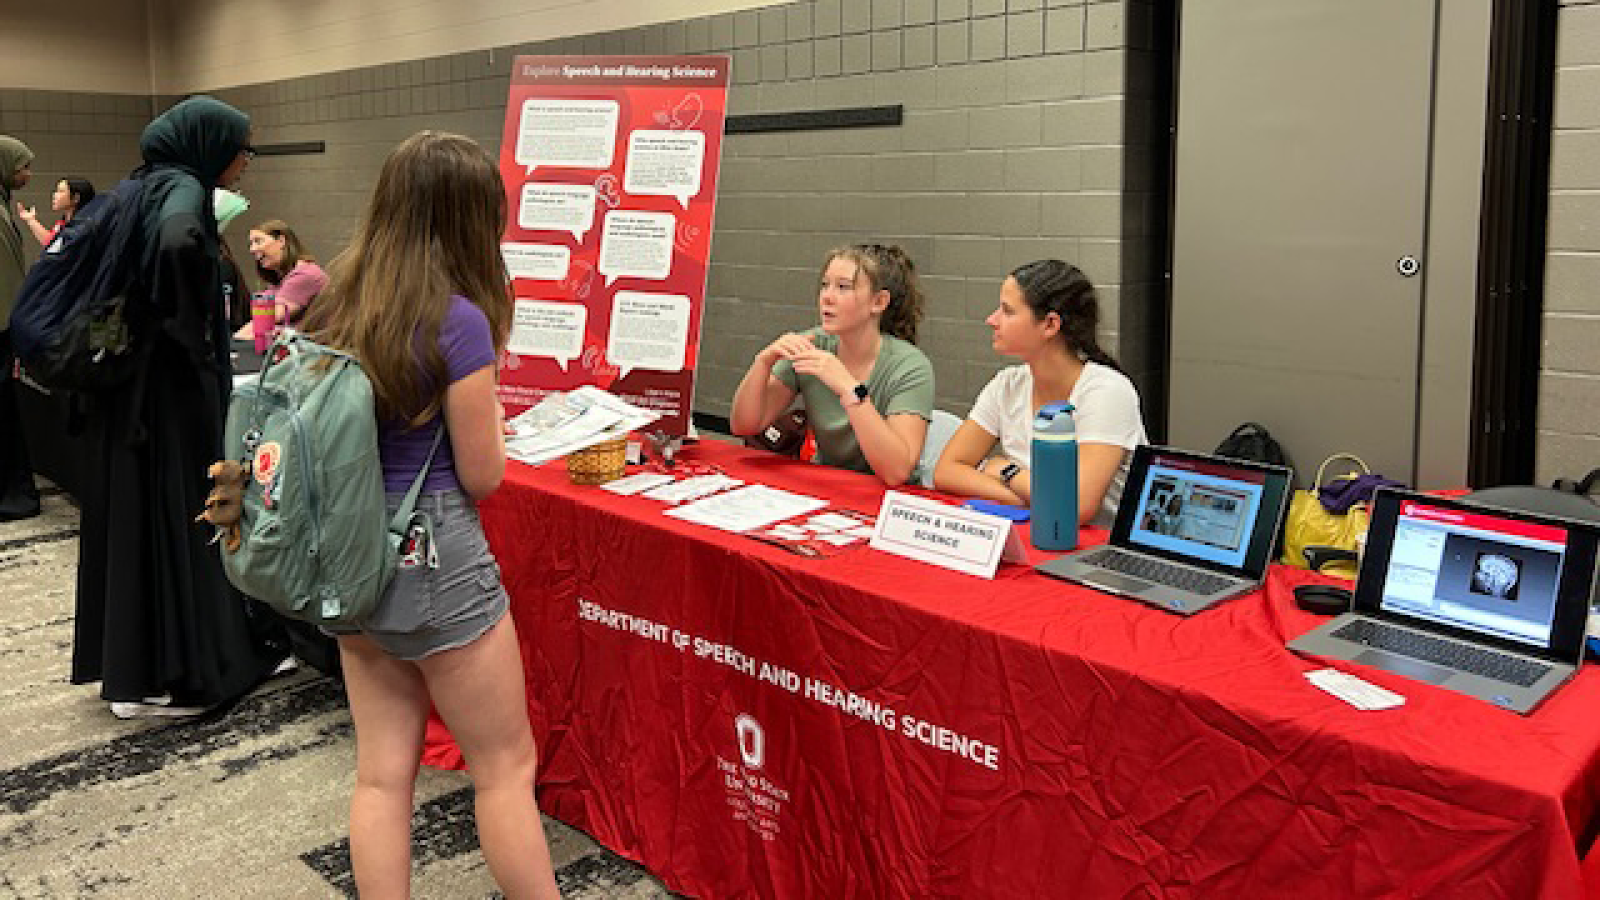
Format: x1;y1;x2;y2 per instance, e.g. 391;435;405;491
1009;259;1123;373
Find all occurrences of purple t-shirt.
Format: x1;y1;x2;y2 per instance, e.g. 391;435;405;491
379;295;497;493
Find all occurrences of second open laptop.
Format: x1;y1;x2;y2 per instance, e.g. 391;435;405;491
1036;445;1293;615
1289;488;1598;714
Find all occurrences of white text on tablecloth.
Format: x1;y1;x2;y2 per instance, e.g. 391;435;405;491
576;597;1001;771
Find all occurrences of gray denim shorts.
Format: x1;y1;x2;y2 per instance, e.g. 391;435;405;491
326;489;509;661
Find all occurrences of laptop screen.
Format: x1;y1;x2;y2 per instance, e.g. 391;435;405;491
1112;447;1292;578
1357;490;1597;660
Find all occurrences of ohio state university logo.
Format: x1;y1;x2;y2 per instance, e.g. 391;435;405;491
734;713;765;770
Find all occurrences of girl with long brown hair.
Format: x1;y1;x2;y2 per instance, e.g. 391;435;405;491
304;131;559;899
729;242;935;486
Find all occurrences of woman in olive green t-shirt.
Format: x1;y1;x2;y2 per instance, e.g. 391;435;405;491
730;242;935;486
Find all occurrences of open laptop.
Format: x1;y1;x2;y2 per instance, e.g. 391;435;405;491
1289;488;1598;714
1036;445;1293;615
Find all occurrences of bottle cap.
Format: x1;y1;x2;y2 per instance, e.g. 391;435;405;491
1032;403;1076;435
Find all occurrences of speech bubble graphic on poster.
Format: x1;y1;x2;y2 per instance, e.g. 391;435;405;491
515;98;620;175
517;183;598;241
508;300;587;371
624;130;705;209
598;211;675;286
502;243;570;282
607;291;690;379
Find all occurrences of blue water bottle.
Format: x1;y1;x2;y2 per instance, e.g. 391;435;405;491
1030;403;1078;552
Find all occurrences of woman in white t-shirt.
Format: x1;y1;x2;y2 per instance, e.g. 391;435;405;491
933;259;1147;528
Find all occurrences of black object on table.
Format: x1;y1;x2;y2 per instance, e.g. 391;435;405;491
231;338;266;377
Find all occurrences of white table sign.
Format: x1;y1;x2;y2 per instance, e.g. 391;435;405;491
870;491;1028;579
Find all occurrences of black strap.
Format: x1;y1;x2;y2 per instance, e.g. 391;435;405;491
1553;468;1600;497
1227;422;1266;439
1580;468;1600;496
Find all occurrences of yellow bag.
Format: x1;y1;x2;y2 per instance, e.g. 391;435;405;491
1280;454;1372;579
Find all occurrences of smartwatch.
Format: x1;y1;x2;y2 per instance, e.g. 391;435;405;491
999;462;1021;485
841;383;869;408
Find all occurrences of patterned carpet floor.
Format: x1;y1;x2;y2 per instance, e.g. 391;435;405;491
0;481;677;899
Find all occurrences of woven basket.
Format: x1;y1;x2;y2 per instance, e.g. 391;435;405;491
566;437;628;485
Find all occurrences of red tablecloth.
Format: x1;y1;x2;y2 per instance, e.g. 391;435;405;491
425;440;1600;899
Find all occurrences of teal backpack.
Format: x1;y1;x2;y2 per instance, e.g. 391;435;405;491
222;332;439;627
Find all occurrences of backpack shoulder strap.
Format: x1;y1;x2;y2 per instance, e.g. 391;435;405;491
387;424;446;539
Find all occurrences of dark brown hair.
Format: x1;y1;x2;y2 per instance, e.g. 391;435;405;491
302;131;510;427
1009;259;1122;372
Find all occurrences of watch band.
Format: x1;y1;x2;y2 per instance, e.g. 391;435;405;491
841;383;869;408
999;462;1021;485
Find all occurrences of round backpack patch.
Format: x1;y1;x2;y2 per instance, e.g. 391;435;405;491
254;441;282;486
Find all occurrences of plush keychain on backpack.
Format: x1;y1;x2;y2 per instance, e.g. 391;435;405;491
196;460;249;553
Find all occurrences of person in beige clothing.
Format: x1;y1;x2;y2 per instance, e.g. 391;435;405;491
0;134;41;521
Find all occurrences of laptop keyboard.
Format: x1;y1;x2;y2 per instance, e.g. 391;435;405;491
1092;548;1235;595
1330;619;1551;688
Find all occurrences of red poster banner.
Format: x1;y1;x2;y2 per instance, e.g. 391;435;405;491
496;55;730;435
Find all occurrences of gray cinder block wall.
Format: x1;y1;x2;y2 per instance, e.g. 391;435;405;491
0;90;152;265
1543;0;1600;484
696;0;1163;422
3;3;1590;477
198;0;1161;427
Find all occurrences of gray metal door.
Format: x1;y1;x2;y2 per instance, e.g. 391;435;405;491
1169;0;1437;485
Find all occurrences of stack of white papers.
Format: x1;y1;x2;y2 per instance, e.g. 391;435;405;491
787;512;873;545
664;485;829;533
641;474;744;504
599;471;676;495
802;513;859;532
505;386;660;466
1305;668;1406;710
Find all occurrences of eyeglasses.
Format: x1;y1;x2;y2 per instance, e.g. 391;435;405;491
242;146;258;160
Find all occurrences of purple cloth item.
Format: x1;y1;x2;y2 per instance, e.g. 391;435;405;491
378;296;497;493
1319;471;1405;514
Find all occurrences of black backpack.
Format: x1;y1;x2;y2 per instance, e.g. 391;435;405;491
1214;421;1290;468
9;177;149;391
1467;470;1600;525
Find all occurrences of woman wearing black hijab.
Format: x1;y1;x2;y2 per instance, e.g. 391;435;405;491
72;96;287;719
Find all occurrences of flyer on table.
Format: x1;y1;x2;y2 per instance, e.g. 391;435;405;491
496;55;730;436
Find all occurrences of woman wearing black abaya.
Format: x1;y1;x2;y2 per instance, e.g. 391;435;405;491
72;96;287;719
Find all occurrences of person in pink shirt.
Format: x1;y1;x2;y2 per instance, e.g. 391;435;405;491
233;218;326;346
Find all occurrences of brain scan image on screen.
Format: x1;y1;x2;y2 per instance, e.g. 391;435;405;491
1470;552;1522;602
